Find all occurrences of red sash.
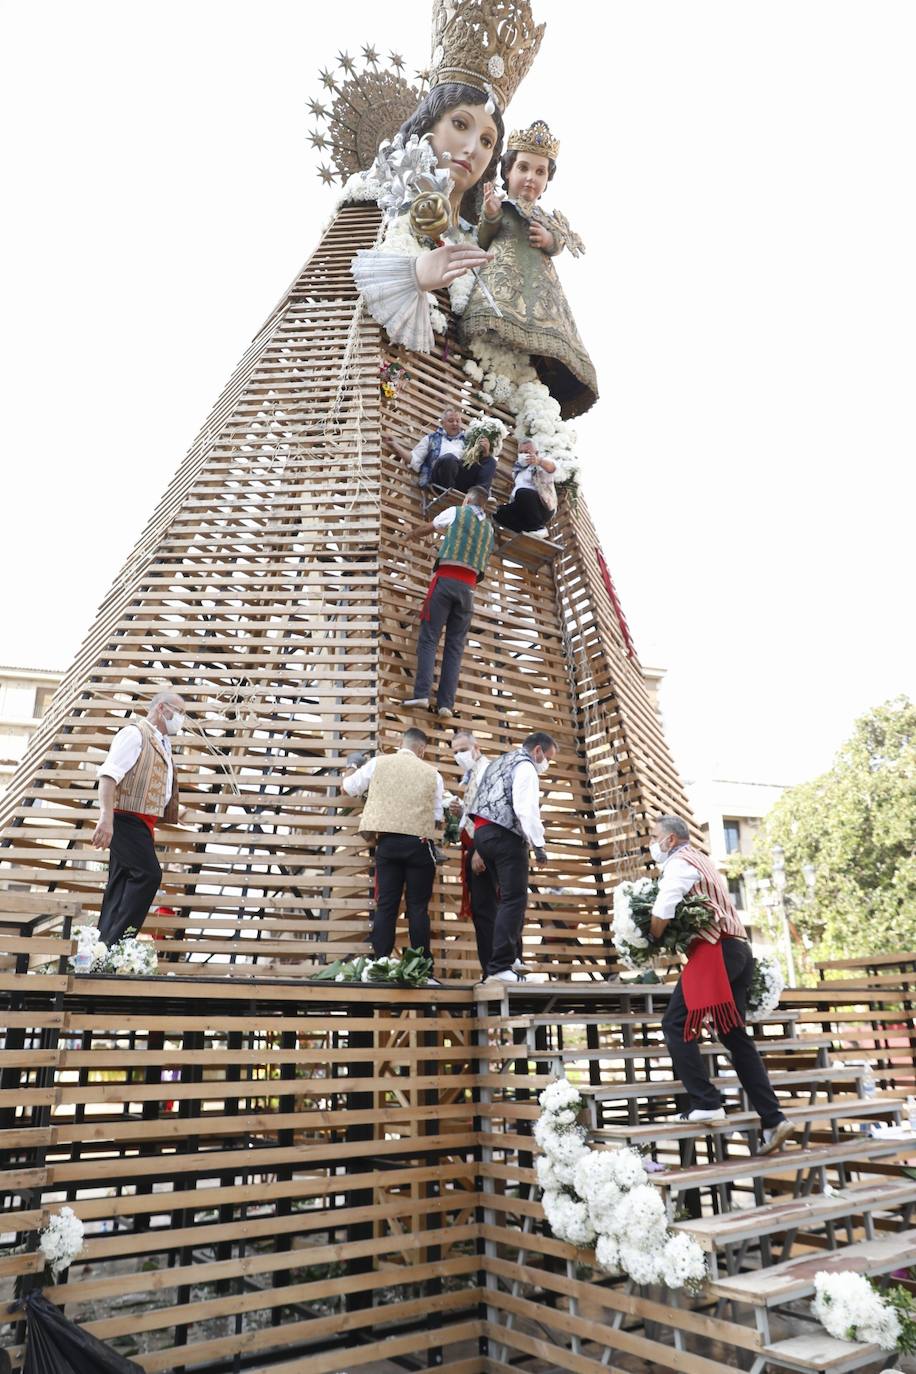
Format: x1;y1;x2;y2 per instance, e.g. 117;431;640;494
680;939;744;1041
420;565;477;621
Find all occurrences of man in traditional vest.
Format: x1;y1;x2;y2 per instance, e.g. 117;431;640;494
386;405;479;491
651;815;795;1155
92;691;185;945
342;727;445;979
471;731;557;984
402;485;495;719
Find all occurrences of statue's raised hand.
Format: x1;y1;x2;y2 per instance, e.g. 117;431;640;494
415;243;492;293
482;181;502;220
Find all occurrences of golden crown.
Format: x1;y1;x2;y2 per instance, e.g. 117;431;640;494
507;118;559;161
429;0;545;113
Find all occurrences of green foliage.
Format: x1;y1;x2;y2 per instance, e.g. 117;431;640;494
748;697;916;966
312;947;433;986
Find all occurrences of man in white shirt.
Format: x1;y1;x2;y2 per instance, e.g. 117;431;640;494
470;731;557;983
93;691;185;945
342;727;445;976
385;406;473;491
401;486;494;717
493;439;557;535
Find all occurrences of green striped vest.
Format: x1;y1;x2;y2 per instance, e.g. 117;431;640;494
436;506;494;581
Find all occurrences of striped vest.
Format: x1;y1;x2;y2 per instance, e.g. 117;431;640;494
114;719;179;822
436;506;494;580
675;845;747;944
471;748;537;838
358;750;439;839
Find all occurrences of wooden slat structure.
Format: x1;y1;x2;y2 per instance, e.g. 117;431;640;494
0;201;695;979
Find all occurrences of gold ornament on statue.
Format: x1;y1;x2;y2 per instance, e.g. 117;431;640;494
409;190;452;241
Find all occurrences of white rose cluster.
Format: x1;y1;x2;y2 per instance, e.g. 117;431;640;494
535;1074;707;1291
103;935;159;977
747;955;785;1021
812;1271;903;1351
611;881;651;970
38;1206;85;1277
70;923;107;972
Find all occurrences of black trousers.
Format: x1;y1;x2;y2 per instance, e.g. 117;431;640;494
467;844;523;976
431;454;496;493
413;576;475;711
472;824;529;975
661;938;784;1128
98;812;161;945
372;833;435;965
494;488;551;533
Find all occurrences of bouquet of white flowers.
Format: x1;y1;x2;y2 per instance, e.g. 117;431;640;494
462;415;508;467
812;1270;916;1353
38;1206;85;1277
95;929;159;977
612;877;716;971
534;1074;706;1292
70;923;107;973
313;947;433;986
747;954;785;1020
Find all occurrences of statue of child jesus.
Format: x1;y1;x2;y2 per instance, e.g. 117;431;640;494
459;119;598;419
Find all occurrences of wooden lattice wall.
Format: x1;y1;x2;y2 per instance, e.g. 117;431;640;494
0;202;695;979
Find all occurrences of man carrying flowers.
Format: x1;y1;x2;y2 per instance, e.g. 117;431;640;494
650;815;795;1154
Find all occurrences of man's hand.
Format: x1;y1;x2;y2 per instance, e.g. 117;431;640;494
415;243;492;292
482;182;502;220
529;221;554;251
92;814;113;850
649;915;669;941
532;846;548;868
470;851;487;875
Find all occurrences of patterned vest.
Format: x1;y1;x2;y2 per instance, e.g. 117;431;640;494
418;428;465;488
436;506;494;580
676;845;747;944
114;719;179;822
470;748;537;838
358;751;439;839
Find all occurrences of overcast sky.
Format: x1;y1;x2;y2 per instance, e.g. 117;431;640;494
1;0;913;788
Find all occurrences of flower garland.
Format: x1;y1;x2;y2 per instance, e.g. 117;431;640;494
747;954;784;1021
812;1271;916;1353
535;1076;707;1291
314;946;433;986
39;1207;85;1277
612;878;716;971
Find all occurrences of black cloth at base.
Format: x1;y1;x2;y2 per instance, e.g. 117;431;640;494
661;937;784;1128
21;1290;144;1373
371;833;435;966
98;812;161;945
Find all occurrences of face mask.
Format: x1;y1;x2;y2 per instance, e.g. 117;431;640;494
535;756;550;775
455;750;475;772
649;840;667;864
164;711;184;737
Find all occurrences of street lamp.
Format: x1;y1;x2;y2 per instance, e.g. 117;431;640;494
770;843;797;986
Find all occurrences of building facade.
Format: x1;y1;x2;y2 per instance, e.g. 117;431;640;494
0;666;62;793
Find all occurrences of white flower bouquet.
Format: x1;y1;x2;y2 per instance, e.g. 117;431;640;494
39;1206;85;1277
747;954;785;1021
463;415;508;466
612;877;716;971
812;1270;916;1353
313;947;433;986
534;1074;706;1292
95;929;159;977
70;923;107;973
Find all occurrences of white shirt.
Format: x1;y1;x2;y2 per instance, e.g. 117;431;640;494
512;761;545;849
410;432;465;473
342;748;445;821
97;722;173;798
432;504;487;533
511;454;556;497
651;845;700;922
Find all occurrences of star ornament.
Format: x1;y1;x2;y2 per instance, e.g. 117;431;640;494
308;130;329;150
336;50;356;73
307;98;329;119
317;164;336;186
318;67;337;90
362;44;380;66
388;51;405;71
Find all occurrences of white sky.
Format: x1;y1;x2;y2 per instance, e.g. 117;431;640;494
1;1;913;788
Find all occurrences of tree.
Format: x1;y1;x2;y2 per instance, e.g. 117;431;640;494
733;697;916;968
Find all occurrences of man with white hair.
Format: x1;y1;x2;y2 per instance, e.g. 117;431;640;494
92;690;186;944
385;406;494;493
650;814;794;1155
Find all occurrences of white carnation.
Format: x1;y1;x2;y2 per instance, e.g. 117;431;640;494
39;1207;85;1277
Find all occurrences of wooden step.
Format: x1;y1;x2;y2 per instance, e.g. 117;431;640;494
759;1331;882;1373
582;1065;863;1103
674;1177;916;1251
655;1135;915;1194
593;1094;902;1144
709;1225;916;1306
548;1035;833;1065
494;527;562;570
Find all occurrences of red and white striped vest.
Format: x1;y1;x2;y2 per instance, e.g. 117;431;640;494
676;845;747;944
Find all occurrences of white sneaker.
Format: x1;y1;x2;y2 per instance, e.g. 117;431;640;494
426;977;441;987
758;1118;796;1155
678;1108;727;1124
403;696;429;708
529;527;548;538
511;958;531;974
437;706;453;718
482;969;519;984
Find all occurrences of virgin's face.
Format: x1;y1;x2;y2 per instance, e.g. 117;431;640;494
429;104;498;196
507;153;550;204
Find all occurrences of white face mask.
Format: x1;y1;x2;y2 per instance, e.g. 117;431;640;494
455;750;475;772
164;711;184;737
649;840;668;864
535;755;550;775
